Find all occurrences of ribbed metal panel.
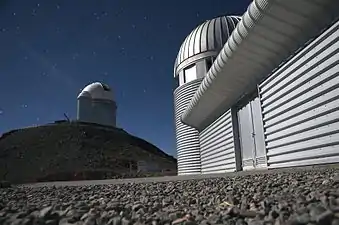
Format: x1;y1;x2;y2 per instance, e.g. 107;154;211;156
174;79;203;175
182;0;339;130
174;16;240;77
77;97;117;127
199;110;236;174
259;20;339;169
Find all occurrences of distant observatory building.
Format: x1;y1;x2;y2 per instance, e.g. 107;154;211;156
77;82;117;127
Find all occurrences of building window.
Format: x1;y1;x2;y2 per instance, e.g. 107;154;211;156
206;56;215;71
184;64;197;83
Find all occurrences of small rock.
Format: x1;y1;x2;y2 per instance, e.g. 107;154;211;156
39;206;53;218
239;210;258;218
122;217;132;225
322;179;330;185
295;213;310;224
316;210;334;224
333;175;339;184
108;216;122;225
309;205;327;219
332;219;339;225
45;220;58;225
132;204;143;212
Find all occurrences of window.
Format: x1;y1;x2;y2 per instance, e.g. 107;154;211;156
184;64;197;83
206;56;215;71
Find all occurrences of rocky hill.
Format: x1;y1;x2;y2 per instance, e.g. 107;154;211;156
0;121;177;184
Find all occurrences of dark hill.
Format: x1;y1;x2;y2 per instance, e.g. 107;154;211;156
0;121;177;184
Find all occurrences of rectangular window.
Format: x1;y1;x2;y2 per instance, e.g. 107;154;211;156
184;64;197;83
206;56;215;71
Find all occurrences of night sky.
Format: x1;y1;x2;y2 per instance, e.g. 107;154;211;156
0;0;250;157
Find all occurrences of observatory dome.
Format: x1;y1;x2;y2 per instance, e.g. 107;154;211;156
78;82;114;101
174;15;241;77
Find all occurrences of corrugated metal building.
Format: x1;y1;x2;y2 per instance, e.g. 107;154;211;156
173;16;241;175
174;0;339;175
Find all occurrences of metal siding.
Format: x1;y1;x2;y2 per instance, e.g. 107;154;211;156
174;79;203;175
91;100;117;127
181;0;339;130
199;110;236;174
77;97;117;127
259;20;339;169
77;97;91;123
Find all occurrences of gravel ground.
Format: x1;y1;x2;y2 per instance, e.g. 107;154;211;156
1;168;339;225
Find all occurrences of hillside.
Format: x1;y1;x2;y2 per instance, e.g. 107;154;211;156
0;121;177;184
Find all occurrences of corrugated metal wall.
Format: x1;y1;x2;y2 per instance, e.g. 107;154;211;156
199;109;236;174
259;20;339;169
77;97;117;127
174;79;203;175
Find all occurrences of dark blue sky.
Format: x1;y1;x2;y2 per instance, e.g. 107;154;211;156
0;0;250;157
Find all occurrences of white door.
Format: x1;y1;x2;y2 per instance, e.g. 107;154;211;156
237;96;267;170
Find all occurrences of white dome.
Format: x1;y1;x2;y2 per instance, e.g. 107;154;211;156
174;15;241;77
78;82;114;101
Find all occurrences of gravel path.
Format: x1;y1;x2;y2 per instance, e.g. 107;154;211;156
1;168;339;225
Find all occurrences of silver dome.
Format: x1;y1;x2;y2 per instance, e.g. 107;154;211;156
174;15;241;77
78;82;114;101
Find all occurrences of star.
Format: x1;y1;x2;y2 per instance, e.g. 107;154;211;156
56;4;60;10
32;9;37;16
13;12;16;16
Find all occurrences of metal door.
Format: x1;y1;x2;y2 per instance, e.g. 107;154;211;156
237;96;267;170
